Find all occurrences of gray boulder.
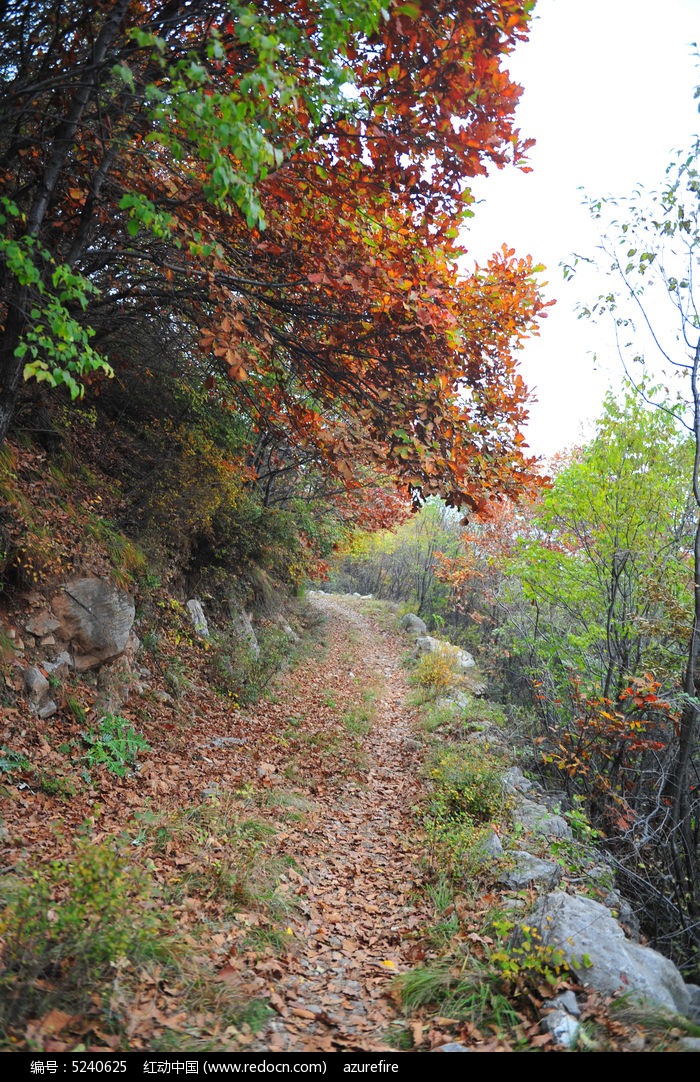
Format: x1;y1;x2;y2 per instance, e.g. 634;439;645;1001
414;636;475;672
512;795;572;839
229;608;260;658
522;892;691;1017
541;1009;580;1048
499;851;562;890
186;598;210;638
52;578;135;671
401;613;427;636
501;766;535;794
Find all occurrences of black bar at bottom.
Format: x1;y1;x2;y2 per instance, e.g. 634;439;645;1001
0;1052;428;1078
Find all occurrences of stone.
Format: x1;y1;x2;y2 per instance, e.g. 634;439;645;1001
479;830;504;858
24;666;50;708
24;612;60;638
400;613;427;636
498;851;562;890
544;990;580;1017
522;892;692;1017
433;1043;471;1052
51;578;135;671
229;607;260;658
501;766;534;794
36;700;58;719
512;795;572;839
413;635;475;671
186;598;210;638
541;1009;580;1048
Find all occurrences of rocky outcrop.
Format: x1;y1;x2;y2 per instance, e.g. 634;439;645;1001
519;891;692;1018
51;578;135;671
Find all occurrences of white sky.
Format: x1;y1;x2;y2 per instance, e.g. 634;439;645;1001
462;0;700;458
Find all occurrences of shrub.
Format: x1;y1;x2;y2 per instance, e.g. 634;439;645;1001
212;623;290;705
82;714;150;777
411;644;461;698
0;840;170;1033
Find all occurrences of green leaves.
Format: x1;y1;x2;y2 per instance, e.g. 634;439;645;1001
0;199;112;398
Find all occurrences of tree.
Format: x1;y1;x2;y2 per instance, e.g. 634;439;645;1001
0;0;546;510
329;497;463;616
560;139;700;952
510;389;694;703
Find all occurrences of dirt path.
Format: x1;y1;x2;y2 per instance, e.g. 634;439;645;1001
247;593;432;1052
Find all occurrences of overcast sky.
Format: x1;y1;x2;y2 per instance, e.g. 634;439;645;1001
462;0;700;458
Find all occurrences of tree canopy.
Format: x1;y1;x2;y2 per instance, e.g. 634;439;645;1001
0;0;546;512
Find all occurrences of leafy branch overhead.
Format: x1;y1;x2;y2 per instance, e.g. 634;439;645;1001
0;0;547;510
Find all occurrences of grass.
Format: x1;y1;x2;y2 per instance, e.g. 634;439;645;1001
394;962;521;1034
0;839;176;1039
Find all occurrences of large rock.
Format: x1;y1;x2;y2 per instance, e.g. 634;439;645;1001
52;578;135;671
186;598;210;638
521;892;691;1017
229;607;260;658
401;613;427;636
414;635;475;672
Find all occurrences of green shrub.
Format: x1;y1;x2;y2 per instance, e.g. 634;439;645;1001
212;623;290;705
426;745;508;824
0;747;30;781
82;714;149;777
411;644;461;698
0;840;170;1033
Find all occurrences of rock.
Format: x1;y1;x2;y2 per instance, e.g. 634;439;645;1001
512;795;572;839
51;578;135;671
24;666;50;707
545;991;581;1017
501;766;534;794
541;1008;580;1048
229;606;260;658
24;613;60;638
522;892;692;1017
186;598;210;638
414;635;475;671
479;830;503;858
400;613;427;636
36;700;58;719
433;1043;471;1052
499;851;562;890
